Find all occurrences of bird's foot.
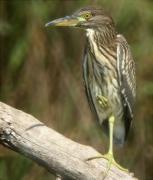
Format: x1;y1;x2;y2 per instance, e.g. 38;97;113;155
86;153;128;178
103;153;128;172
96;95;108;108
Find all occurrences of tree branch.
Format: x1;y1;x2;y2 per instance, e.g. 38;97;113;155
0;102;137;180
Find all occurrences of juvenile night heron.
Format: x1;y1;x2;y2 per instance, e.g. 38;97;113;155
46;7;136;172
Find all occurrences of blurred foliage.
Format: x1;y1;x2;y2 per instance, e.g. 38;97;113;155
0;155;32;180
0;0;153;179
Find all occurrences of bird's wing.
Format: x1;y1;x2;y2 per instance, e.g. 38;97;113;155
117;34;136;136
82;44;99;121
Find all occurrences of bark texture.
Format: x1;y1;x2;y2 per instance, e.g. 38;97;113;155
0;102;137;180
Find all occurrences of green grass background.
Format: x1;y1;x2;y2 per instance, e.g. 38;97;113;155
0;0;153;179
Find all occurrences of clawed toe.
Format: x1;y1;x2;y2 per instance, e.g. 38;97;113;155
85;153;128;178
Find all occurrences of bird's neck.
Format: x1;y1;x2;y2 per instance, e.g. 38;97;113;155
85;27;117;68
86;27;116;48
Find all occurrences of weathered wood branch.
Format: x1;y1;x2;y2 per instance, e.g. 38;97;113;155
0;102;137;180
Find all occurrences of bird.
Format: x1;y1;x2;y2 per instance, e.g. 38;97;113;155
45;6;136;173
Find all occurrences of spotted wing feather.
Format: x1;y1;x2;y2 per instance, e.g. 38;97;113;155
117;34;136;137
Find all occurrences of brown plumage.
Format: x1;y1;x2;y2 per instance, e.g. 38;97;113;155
78;7;136;145
46;6;136;170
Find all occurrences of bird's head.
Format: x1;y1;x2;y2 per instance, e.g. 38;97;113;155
45;7;115;30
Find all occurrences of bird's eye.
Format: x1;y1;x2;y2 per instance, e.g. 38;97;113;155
82;13;92;20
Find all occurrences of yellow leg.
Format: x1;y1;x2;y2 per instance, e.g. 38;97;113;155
103;116;128;177
86;116;128;177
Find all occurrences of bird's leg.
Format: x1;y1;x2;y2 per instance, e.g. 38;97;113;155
102;116;128;174
86;116;128;175
96;95;108;108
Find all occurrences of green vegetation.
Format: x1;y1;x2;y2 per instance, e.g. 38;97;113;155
0;0;153;179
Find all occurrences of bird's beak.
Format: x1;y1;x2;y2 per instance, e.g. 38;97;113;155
45;15;81;27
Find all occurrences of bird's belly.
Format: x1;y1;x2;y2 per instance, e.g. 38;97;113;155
90;78;123;124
